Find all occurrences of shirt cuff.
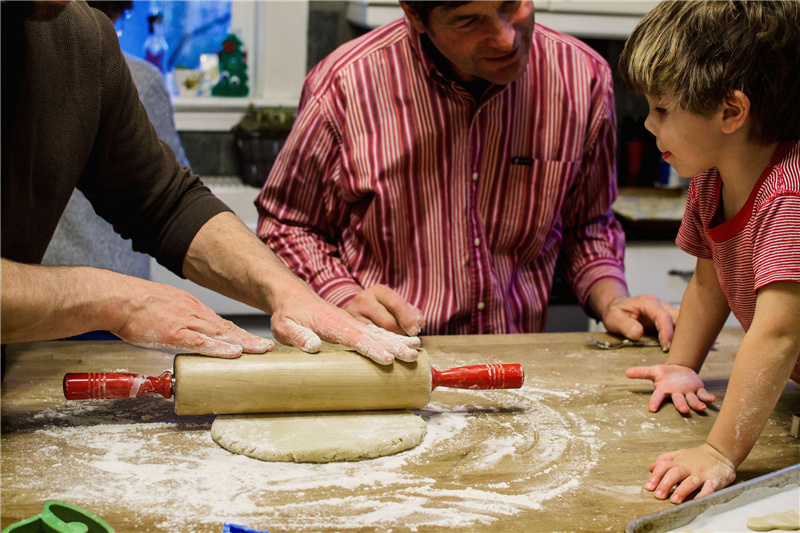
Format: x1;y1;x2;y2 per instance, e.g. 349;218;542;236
572;260;628;310
316;277;364;308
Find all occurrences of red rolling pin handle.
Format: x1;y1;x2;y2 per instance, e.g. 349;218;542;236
431;364;524;390
63;371;173;400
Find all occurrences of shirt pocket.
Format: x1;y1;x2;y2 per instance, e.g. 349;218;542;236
485;157;579;263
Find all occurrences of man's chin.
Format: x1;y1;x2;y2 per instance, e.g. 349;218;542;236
482;64;528;86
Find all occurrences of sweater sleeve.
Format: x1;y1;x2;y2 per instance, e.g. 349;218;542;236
77;7;229;276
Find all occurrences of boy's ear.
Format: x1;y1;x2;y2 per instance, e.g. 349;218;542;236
720;90;751;135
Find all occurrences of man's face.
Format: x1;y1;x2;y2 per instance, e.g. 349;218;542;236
404;1;535;86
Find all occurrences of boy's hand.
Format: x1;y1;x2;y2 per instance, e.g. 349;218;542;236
645;443;736;503
626;364;716;413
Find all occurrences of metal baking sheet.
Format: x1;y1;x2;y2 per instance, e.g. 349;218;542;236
626;463;800;533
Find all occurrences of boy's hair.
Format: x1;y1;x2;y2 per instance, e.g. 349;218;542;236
618;1;800;144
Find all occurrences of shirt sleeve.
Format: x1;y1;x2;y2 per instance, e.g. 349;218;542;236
557;63;627;307
255;86;363;307
77;9;230;276
752;193;800;291
675;181;713;260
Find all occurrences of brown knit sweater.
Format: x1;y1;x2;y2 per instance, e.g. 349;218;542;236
1;1;230;277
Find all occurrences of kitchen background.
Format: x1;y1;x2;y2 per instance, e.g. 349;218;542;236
114;1;737;334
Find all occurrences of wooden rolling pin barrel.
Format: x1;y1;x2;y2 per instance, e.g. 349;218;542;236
63;350;525;415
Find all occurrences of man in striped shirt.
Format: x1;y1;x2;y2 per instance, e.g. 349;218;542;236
256;1;677;345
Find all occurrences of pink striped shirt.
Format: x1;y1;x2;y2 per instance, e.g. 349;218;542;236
256;18;625;335
676;141;800;380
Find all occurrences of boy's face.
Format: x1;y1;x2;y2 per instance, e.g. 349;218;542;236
404;1;536;86
644;96;724;178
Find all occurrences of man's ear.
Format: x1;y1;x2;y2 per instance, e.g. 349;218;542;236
720;90;751;135
399;1;427;34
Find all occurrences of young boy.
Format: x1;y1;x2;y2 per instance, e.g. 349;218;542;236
618;1;800;504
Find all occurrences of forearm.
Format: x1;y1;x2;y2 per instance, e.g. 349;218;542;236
665;272;730;371
0;259;127;342
707;330;798;467
182;212;316;314
706;282;800;467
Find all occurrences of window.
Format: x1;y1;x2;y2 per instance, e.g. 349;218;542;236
114;1;309;131
117;1;233;73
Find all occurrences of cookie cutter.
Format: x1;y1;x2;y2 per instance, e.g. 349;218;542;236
1;501;113;533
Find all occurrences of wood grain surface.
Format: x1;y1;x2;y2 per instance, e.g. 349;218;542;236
2;330;799;532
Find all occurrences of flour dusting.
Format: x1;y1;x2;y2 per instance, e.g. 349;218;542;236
3;381;605;532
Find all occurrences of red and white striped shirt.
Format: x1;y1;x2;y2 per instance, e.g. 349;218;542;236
256;18;625;335
676;141;800;380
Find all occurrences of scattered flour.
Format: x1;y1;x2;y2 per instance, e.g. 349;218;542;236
3;384;605;532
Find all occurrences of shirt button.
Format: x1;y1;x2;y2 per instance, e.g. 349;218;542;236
477;301;486;311
473;238;481;247
472;172;479;181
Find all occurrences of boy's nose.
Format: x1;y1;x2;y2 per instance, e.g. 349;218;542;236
644;114;656;135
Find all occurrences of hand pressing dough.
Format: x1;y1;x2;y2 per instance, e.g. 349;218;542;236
747;508;800;532
211;410;427;463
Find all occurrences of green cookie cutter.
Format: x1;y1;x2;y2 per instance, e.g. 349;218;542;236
2;501;113;533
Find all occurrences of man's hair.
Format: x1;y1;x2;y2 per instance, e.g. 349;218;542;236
618;1;800;144
403;1;471;27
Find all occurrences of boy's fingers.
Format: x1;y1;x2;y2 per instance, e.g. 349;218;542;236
671;393;691;414
671;475;703;504
655;467;687;500
626;366;656;380
685;392;707;412
649;389;667;412
698;388;717;403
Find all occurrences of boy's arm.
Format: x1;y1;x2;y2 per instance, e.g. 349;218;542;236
648;280;800;503
666;258;730;370
706;280;800;465
626;258;729;412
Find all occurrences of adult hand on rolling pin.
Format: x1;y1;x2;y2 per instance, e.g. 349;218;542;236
111;277;273;358
268;285;421;365
343;284;425;337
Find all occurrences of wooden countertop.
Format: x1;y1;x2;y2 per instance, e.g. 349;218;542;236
2;330;799;532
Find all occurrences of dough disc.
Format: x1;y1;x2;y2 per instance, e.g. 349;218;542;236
211;410;427;463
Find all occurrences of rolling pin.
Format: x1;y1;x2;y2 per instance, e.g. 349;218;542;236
63;349;524;415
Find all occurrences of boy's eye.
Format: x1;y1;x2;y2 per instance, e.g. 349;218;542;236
654;107;668;114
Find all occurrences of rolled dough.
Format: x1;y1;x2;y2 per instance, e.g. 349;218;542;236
747;508;800;531
211;410;427;463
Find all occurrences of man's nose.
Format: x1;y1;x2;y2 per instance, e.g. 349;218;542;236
489;15;516;51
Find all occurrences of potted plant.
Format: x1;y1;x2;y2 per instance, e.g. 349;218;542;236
234;104;297;187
